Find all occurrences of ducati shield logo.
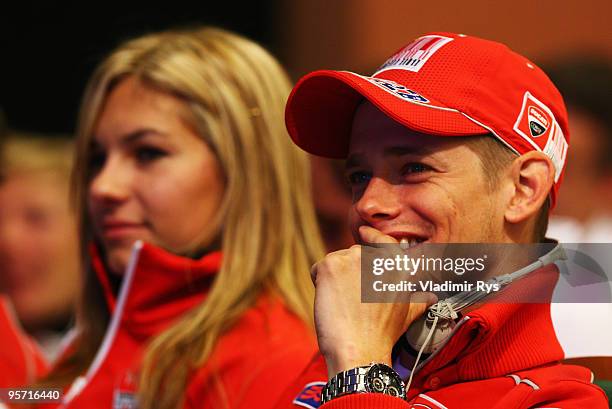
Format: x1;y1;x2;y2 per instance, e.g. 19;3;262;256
513;91;568;182
527;105;549;137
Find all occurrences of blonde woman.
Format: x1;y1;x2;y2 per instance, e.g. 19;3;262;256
38;27;324;409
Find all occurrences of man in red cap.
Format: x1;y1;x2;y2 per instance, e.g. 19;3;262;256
282;33;608;408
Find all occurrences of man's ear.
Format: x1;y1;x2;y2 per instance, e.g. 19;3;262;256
504;151;555;224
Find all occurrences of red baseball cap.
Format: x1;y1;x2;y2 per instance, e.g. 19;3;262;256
285;32;569;207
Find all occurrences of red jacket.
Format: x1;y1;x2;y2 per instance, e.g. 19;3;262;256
42;242;318;408
0;295;48;388
284;265;609;409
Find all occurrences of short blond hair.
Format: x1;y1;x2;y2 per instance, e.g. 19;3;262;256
0;133;73;182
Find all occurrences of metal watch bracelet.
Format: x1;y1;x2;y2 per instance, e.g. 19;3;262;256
320;363;406;404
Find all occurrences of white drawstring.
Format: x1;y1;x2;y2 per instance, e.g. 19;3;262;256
403;244;567;393
405;314;439;392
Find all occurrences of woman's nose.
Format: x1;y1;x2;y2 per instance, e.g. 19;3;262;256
88;156;131;206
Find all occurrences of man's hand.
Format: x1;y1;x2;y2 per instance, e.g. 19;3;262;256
311;225;436;378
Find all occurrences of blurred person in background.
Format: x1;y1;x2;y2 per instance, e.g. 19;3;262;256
546;57;612;243
543;57;612;384
310;156;354;252
37;26;324;409
0;129;50;390
0;134;80;360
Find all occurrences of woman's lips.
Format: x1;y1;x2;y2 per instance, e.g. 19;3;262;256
100;221;146;241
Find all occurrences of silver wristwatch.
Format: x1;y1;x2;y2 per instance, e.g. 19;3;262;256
321;363;406;404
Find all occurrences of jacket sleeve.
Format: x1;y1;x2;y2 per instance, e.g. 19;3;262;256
184;342;323;409
272;353;327;409
242;346;324;409
523;380;609;409
0;296;49;387
320;394;410;409
272;355;413;409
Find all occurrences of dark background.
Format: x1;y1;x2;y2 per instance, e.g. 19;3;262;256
4;1;610;136
0;1;276;134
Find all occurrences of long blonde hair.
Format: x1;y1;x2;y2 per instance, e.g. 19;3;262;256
46;27;324;407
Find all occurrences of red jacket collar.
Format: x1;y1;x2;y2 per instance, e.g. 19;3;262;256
89;242;221;337
408;263;564;396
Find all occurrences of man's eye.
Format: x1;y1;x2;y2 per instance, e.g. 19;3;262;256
402;163;431;174
135;147;167;163
347;171;371;185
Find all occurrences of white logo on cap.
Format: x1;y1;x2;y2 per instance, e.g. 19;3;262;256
375;35;454;74
365;77;430;104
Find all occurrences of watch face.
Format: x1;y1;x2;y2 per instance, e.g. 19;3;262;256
365;364;406;398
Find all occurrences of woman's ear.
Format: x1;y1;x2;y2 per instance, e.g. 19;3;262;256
504;151;555;225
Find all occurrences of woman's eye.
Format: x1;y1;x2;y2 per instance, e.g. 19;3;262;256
347;171;371;185
135;147;167;163
89;151;106;172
